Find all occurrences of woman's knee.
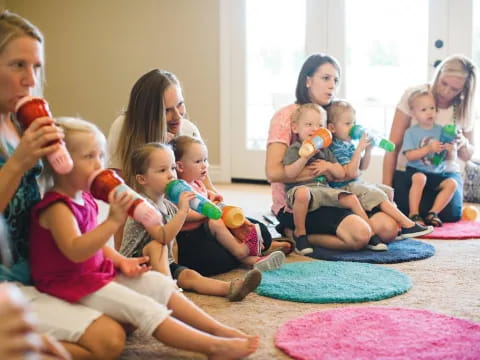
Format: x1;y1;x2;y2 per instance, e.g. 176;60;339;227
79;315;125;360
371;213;398;241
337;215;371;249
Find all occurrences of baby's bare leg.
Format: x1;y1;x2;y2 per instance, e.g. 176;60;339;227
292;186;310;237
208;220;249;260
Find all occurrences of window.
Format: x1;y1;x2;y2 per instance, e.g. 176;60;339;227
345;0;429;145
245;0;306;150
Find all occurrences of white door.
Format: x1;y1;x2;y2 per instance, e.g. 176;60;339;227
223;0;475;182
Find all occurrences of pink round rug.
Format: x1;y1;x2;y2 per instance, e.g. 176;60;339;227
275;307;480;360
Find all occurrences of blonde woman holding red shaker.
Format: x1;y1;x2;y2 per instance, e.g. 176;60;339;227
0;10;128;359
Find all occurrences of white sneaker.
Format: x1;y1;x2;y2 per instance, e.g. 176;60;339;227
253;251;285;272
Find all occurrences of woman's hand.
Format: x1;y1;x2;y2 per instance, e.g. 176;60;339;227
39;334;72;360
0;283;71;360
166;132;176;143
117;256;151;277
454;131;469;150
309;159;332;176
10;117;63;172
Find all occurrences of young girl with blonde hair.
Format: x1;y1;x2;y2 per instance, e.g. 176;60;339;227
29;117;259;360
120;142;262;301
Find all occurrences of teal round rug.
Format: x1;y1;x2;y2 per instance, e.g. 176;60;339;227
256;261;411;303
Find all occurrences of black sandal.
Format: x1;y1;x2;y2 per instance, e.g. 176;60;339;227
409;214;424;223
424;211;443;227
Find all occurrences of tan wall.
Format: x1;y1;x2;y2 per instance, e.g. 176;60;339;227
6;0;221;164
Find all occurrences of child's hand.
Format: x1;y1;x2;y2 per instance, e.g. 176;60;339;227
210;192;224;204
107;190;134;226
357;133;371;151
177;191;196;213
118;256;152;277
428;140;444;153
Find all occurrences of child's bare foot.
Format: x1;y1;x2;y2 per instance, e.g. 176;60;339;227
211;324;250;339
227;269;262;302
208;336;259;360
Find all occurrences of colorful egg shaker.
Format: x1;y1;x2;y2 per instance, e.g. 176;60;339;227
15;96;73;174
88;169;162;227
298;128;333;157
349;124;395;152
165;179;222;220
431;124;457;166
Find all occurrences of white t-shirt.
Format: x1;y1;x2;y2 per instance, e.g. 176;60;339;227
106;114;202;169
396;84;469;173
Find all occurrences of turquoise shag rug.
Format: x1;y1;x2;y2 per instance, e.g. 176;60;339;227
308;239;435;264
256;261;411;303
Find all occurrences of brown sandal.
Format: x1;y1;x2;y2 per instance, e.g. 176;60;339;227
424;211;443;227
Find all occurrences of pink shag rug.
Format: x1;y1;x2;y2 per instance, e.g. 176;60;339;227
275;307;480;360
420;220;480;239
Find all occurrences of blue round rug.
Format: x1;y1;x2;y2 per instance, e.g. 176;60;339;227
256;261;412;303
307;239;435;264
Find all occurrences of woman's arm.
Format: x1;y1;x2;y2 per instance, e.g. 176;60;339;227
383;109;411;186
266;142;289;183
0;117;62;212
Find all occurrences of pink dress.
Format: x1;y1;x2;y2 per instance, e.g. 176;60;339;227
29;191;115;302
267;103;299;215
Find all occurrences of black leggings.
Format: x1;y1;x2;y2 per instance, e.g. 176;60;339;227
176;218;271;277
393;170;463;222
275;206;353;236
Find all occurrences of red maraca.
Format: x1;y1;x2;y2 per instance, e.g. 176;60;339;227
88;169;162;227
15;96;73;174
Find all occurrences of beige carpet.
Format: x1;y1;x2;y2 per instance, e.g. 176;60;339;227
120;183;480;359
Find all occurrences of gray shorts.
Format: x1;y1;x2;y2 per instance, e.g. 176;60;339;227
339;180;393;211
286;183;350;211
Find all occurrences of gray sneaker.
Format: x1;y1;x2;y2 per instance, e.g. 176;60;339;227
253;251;285;272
